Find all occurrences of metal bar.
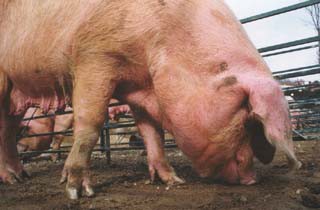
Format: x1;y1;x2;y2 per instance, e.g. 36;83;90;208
104;144;177;151
292;117;320;121
290;107;320;111
109;131;138;136
291;114;320;118
105;122;136;129
112;140;176;146
19;144;178;155
288;98;320;103
274;68;320;80
292;130;308;140
290;103;320;107
283;83;320;92
291;110;320;114
290;103;317;109
291;113;320;119
100;127;105;154
291;106;320;111
262;44;319;57
27;139;175;149
292;118;320;122
21;110;73;121
274;64;320;75
289;106;318;110
290;112;320;116
240;0;320;24
293;109;320;113
21;103;131;121
293;136;319;141
259;36;320;53
17;130;73;139
298;127;320;131
108;102;123;107
289;98;320;104
105;112;111;164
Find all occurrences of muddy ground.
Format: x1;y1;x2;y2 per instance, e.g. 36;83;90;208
1;141;320;210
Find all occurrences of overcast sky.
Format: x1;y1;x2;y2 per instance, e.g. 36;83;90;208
225;0;319;81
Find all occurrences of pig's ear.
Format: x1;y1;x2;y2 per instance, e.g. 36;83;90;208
242;77;301;170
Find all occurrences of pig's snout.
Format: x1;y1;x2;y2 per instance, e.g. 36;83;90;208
220;161;257;185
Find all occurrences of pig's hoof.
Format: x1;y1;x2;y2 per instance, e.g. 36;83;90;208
50;154;60;162
240;178;257;185
0;168;30;184
60;167;95;200
64;183;95;200
149;164;185;186
66;187;80;200
290;160;302;171
65;185;94;200
158;170;185;186
14;170;30;182
287;157;302;172
165;174;185;186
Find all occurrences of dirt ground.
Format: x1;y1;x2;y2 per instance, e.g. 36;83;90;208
1;141;320;210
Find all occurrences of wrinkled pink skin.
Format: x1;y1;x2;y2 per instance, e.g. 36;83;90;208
18;103;130;161
0;0;300;198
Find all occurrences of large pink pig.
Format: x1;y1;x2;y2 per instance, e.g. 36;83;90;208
0;0;300;199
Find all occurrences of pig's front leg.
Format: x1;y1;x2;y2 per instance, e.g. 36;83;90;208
60;59;117;200
132;109;184;185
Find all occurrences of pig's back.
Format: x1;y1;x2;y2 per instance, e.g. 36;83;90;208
0;0;103;76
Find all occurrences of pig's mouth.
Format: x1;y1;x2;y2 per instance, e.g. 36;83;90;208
196;158;258;185
215;117;273;185
194;116;272;185
215;116;275;185
217;159;258;185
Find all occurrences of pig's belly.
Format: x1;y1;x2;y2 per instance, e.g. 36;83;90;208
8;72;72;115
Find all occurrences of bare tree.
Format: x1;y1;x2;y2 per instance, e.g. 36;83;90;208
306;4;320;64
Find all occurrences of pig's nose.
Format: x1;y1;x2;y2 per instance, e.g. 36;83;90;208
240;176;259;185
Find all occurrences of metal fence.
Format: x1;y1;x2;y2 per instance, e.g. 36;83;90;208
242;0;320;140
18;0;320;162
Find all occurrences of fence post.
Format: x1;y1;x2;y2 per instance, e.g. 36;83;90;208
100;126;105;154
105;111;111;164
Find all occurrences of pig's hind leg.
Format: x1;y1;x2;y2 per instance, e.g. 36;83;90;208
0;71;29;184
50;134;65;162
51;112;73;161
0;112;29;184
132;109;185;185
